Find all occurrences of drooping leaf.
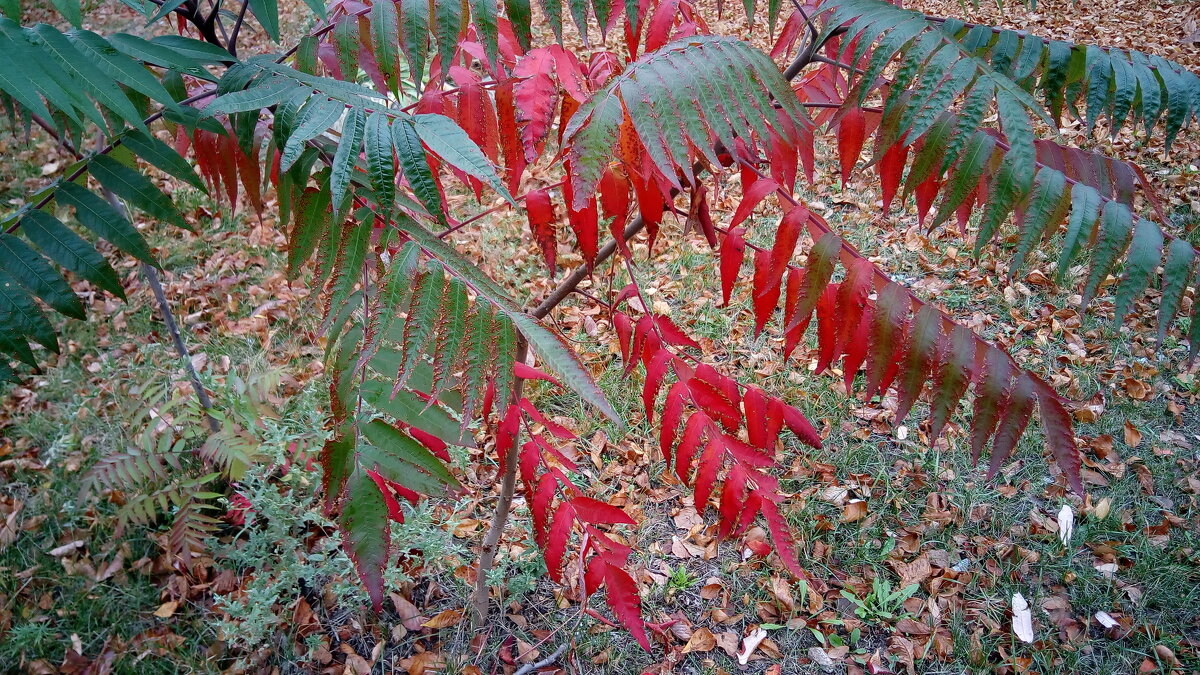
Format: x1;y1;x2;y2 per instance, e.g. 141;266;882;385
21;210;124;299
0;232;84;319
1112;218;1163;326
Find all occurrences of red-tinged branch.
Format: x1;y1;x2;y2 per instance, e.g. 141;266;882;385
437;180;566;239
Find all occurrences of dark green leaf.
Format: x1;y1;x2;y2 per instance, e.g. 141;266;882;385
21;210;124;298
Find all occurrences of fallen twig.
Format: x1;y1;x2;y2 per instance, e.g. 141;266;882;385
513;643;569;675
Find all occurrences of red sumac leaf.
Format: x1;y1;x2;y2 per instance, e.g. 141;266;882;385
693;434;725;513
864;282;910;400
894;305;942;424
514;361;561;386
563;176;599;266
878;138;909;214
602;562;650;650
752;248;781;337
782;403;822;449
367;469;406;523
599;168;631;244
731;178;779;228
838;107;866;186
613;312;634;367
834;258;875;361
1033;380;1084;495
525;188;557;275
720;226;746;307
970;348;1013;466
532;471;558;547
784;231;841;335
571;496;636;525
654;316;702;350
544;501;576;582
742;386;775;449
914;171;941;226
761;498;808;580
763;205;809;297
660;381;689;461
643;348;673;424
842;305;874;394
674;411;710;483
688;373;740;432
930;324;977;443
512;48;558;161
718;462;748;540
815;282;840;372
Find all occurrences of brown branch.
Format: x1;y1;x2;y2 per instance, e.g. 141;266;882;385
226;0;251;58
468;339;527;626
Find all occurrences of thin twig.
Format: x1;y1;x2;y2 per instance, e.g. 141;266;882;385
27;113;79;158
468;337;528;626
512;644;570;675
226;0;251;57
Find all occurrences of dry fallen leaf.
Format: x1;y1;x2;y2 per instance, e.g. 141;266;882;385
1124;421;1143;448
154;600;179;618
682;627;716;653
1012;593;1034;643
422;609;464;629
840;499;868;523
737;628;768;665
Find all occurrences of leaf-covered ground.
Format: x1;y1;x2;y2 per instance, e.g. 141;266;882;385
2;0;1200;673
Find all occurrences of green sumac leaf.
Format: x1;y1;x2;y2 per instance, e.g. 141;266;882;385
388;216;619;424
931;131;995;229
1081;200;1133;311
1010;167;1066;275
340;468;389;610
413;113;514;204
1158;238;1194;346
392;120;446;226
360;380;472;447
122;128;206;191
56;182;155;265
89;154;187;229
399;0;428;87
281;95;344;172
0;268;58;352
247;0;280;42
362;418;458;486
974;153;1032;257
330;107;365;217
288;184;331;277
365;111;396;216
21;210;124;299
0;233;84;319
1056;182;1100;282
206;74;298;115
1112;219;1163;325
370;0;400;95
393;268;446;391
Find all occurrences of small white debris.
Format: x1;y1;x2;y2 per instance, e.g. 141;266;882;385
1058;504;1075;545
1012;593;1034;643
737;628;768;665
1094;611;1119;628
